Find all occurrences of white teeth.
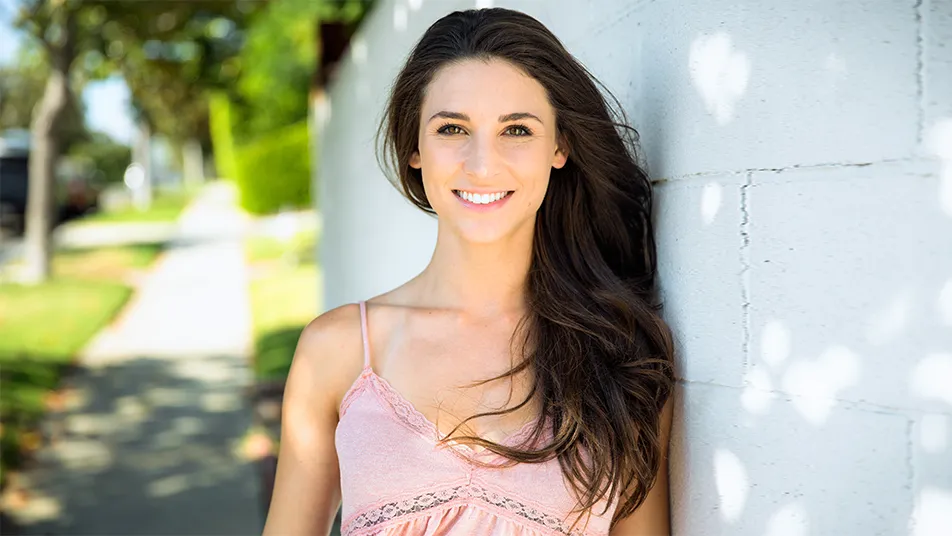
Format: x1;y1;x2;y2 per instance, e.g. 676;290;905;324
456;190;510;205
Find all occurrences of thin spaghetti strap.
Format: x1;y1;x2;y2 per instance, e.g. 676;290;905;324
358;301;372;370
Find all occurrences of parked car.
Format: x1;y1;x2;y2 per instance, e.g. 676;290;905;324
0;130;101;236
0;130;29;235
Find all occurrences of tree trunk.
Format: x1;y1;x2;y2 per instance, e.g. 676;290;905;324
22;8;75;285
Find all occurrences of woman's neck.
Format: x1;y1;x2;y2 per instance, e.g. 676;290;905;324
411;220;535;318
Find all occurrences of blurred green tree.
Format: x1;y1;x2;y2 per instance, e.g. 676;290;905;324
214;0;371;215
82;0;264;190
12;0;261;283
87;1;259;143
231;0;322;142
229;0;371;143
67;132;131;185
0;45;86;146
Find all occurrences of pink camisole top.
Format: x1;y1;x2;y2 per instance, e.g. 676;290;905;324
334;301;618;536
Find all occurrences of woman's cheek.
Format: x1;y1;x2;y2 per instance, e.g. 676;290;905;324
428;145;462;174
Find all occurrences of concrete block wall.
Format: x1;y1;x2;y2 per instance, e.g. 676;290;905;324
313;0;951;533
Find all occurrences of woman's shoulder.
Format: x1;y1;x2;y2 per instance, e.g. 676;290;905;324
299;301;363;347
289;302;366;415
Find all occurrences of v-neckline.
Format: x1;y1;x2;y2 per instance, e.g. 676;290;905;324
363;367;544;458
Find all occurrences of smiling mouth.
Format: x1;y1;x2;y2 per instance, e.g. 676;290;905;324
452;190;515;205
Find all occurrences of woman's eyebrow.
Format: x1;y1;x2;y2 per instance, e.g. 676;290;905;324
426;111;544;124
499;112;543;124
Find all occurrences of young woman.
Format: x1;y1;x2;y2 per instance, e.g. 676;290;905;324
262;7;676;536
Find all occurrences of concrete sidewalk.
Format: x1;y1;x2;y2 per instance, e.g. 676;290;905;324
3;181;263;535
0;216;179;279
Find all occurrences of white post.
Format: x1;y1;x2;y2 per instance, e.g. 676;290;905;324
183;137;205;190
131;118;153;210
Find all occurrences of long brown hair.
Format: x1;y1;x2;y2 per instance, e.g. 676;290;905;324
375;7;676;531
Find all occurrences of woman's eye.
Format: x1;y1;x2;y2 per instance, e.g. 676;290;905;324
436;124;464;135
505;125;532;136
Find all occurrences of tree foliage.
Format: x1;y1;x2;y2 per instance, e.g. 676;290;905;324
77;0;263;145
67;132;131;185
229;0;371;143
0;46;87;149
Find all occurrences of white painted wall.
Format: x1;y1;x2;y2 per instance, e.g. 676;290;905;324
313;0;952;534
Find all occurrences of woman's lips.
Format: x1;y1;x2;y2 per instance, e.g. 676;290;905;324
453;190;514;211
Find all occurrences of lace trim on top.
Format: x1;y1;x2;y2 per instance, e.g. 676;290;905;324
341;364;544;457
341;482;592;536
339;367;373;417
367;370;442;442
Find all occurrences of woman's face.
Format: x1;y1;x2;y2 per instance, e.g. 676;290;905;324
410;58;568;244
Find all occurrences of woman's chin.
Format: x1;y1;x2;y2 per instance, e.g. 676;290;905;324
455;224;513;245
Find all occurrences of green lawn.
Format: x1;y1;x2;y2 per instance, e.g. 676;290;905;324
53;243;164;280
0;242;165;487
245;226;320;381
242;222;326;529
80;189;193;224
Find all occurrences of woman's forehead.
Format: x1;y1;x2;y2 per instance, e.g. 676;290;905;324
422;59;553;122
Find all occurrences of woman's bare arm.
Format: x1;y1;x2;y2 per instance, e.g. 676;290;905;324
609;397;675;536
262;305;362;536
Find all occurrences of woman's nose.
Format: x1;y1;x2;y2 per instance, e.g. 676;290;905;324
462;134;497;179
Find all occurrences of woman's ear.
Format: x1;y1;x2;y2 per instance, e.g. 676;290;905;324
409;150;422;169
552;135;569;169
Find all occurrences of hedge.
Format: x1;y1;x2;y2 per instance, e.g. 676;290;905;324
234;121;312;215
208;91;239;181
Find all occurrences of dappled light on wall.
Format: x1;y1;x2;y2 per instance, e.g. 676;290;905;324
713;448;748;523
700;181;722;226
748;318;862;426
350;38;368;66
926;118;952;217
911;488;952;536
741;320;790;416
864;289;912;346
689;32;750;126
909;353;952;406
939;279;952;326
760;320;792;369
781;345;860;426
919;414;948;454
765;502;809;536
393;3;408;32
741;367;775;416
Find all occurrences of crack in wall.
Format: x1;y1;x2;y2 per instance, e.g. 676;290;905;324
740;172;752;379
914;0;925;149
906;418;916;492
664;157;924;183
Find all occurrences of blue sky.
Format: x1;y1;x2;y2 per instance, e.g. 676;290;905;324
1;0;135;145
0;0;21;65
